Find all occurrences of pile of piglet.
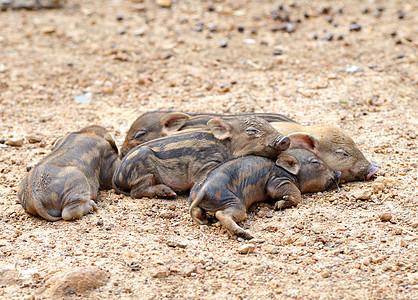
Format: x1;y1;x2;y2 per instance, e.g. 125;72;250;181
17;111;378;239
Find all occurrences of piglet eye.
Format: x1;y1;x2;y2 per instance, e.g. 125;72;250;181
131;129;146;140
310;158;321;166
246;127;258;135
336;149;349;157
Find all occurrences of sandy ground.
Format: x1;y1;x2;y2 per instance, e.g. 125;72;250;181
0;0;417;299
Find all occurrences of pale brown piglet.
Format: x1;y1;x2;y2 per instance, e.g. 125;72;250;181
17;126;120;221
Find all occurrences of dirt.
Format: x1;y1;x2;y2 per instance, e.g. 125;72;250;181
0;0;417;299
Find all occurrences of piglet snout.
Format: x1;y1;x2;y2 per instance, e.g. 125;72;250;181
275;136;291;151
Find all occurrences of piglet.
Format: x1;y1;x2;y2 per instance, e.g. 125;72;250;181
17;126;120;221
189;148;341;240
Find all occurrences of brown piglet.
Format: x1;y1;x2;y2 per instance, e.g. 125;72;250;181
17;126;120;221
189;148;341;240
121;111;296;157
113;116;291;199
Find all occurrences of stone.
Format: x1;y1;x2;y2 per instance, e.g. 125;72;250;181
27;135;42;143
152;268;169;278
156;0;171;8
0;268;20;285
183;265;196;277
321;269;330;278
74;92;93;105
410;218;418;228
5;138;24;147
352;189;372;200
372;183;385;193
379;212;392;222
251;238;265;244
310;225;323;234
159;210;175;219
237;244;255;254
37;267;109;297
346;65;359;73
264;244;279;254
166;240;187;249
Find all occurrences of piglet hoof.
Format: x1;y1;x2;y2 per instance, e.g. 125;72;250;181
157;186;177;198
235;230;254;241
274;200;286;211
207;216;219;224
92;201;98;212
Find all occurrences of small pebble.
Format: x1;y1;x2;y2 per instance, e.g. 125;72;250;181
273;49;282;55
183;265;196;277
349;24;362;31
346;65;359;73
321;270;330;278
284;23;295;33
337;35;344;40
207;6;215;12
379;213;392;222
156;0;172;8
97;221;103;226
116;14;123;21
5;138;24;147
237;25;244;33
396;54;404;59
195;24;203;32
251;239;265;244
152;268;168;278
321;7;330;14
238;244;255;254
243;39;256;44
220;40;228;48
352;189;372;200
219;84;230;92
27;135;42;144
264;244;279;254
208;25;216;32
74;92;93;105
313;33;318;40
166;240;187;249
390;31;397;37
325;34;333;41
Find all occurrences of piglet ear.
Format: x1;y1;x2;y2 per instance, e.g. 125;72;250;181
161;112;191;135
275;154;301;175
208;118;232;140
104;132;119;154
287;132;319;150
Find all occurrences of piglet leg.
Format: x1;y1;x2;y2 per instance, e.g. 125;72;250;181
267;179;301;210
130;174;177;198
215;203;253;240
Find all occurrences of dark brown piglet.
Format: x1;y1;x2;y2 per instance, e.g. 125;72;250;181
189;148;340;240
17;126;120;221
113;116;290;199
121;111;296;157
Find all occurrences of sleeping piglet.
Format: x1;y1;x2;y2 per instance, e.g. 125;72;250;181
189;148;341;240
17;125;120;221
